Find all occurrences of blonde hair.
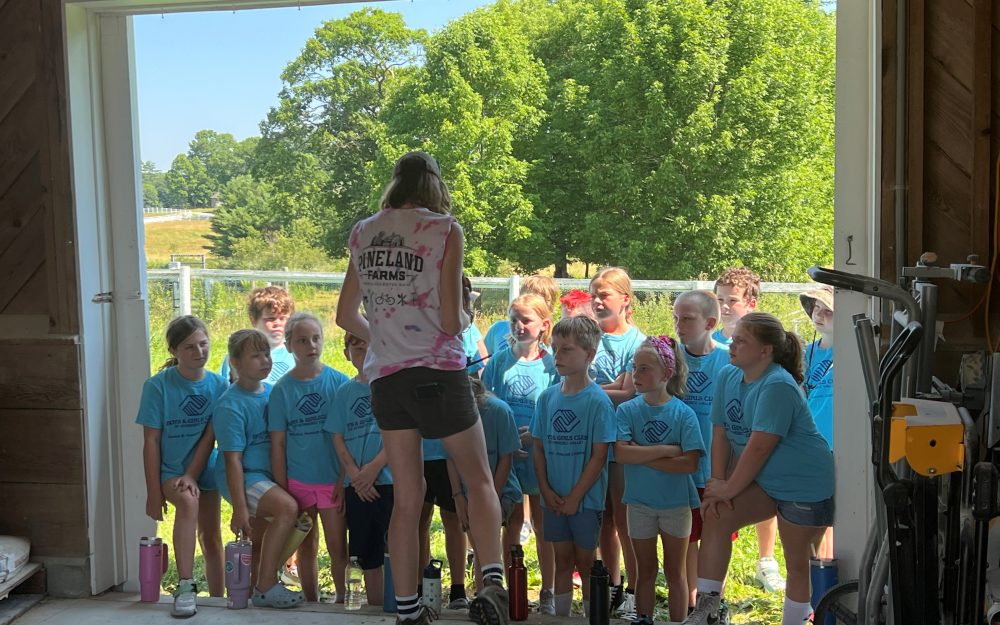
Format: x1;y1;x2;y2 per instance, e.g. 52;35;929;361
520;275;560;310
379;151;452;214
344;332;367;349
510;293;553;346
228;329;271;361
284;312;323;347
247;286;294;322
714;267;761;302
551;316;602;352
634;337;688;398
160;315;209;372
590;267;635;317
739;313;805;384
674;290;720;321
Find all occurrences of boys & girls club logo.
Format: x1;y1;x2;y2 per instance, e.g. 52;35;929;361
642;420;671;443
352;396;373;421
179;394;209;417
508;375;537;398
296;393;325;416
357;231;426;284
687;371;711;394
725;399;742;424
552;409;580;433
809;360;833;384
272;361;291;378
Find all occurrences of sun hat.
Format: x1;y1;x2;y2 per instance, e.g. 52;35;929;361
800;285;834;317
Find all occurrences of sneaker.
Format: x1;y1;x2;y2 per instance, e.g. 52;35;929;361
617;590;636;620
611;583;625;614
469;579;509;625
519;521;532;544
280;563;301;587
682;592;721;625
398;605;439;625
755;557;786;593
449;597;471;610
171;579;197;618
630;615;654;625
538;588;555;615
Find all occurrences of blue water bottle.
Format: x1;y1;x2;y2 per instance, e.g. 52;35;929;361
383;540;396;613
810;557;838;625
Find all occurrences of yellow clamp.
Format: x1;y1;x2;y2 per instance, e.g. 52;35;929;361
888;398;965;477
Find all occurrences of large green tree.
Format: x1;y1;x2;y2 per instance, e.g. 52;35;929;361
164;153;213;208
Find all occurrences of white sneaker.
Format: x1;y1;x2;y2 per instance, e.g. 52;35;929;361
682;591;721;625
519;521;532;544
616;590;636;620
754;557;786;593
538;588;555;615
171;579;197;619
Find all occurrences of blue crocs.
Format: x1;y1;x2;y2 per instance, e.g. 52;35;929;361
252;582;304;609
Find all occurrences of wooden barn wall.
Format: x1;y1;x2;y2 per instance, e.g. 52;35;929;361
0;0;88;595
881;0;997;373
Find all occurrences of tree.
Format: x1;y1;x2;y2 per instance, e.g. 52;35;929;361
140;160;167;209
164;153;214;208
187;130;256;190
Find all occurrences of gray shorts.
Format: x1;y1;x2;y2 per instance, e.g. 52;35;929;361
626;503;692;540
371;367;480;439
245;479;277;517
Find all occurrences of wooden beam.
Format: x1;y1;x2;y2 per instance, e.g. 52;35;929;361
972;0;992;264
0;154;44;256
0;0;38;125
0;205;46;312
0;409;84;484
0;340;81;410
881;0;899;282
906;0;926;264
0;483;89;557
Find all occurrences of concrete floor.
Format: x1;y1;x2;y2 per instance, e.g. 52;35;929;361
10;593;579;625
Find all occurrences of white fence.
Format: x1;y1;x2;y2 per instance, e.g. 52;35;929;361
147;267;815;317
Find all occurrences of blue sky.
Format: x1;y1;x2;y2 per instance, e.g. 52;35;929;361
134;0;493;170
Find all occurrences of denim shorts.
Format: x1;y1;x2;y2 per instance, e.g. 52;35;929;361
543;507;603;550
775;497;835;527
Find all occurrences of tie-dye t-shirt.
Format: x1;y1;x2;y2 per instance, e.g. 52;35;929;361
348;207;468;382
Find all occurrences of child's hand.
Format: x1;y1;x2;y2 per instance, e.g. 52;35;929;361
700;495;733;520
354;464;377;494
145;490;167;521
230;507;252;538
541;488;563;512
174;475;200;498
518;426;533;448
704;478;731;501
356;484;381;503
331;481;345;512
557;493;582;516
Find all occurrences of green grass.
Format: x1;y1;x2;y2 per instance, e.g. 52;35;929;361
144;219;218;268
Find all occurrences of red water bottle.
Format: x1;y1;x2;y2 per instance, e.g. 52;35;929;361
508;544;528;621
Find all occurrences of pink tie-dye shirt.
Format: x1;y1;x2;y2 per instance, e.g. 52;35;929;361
348;207;468;382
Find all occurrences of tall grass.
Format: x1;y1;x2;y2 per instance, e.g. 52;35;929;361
149;280;810;624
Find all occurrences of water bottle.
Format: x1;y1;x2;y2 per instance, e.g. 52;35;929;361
810;557;839;625
279;511;314;564
346;556;365;610
421;559;443;612
589;560;610;625
224;533;252;609
138;537;169;602
383;547;396;613
508;545;528;621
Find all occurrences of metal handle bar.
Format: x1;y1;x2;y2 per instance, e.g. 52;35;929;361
808;266;921;324
875;321;923;490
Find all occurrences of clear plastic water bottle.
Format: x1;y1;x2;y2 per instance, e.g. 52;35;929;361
346;556;364;610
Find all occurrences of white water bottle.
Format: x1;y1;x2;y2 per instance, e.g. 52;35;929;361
346;557;364;610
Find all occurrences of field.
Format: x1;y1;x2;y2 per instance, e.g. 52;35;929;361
145;219;808;624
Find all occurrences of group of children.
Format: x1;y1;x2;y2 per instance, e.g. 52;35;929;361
138;151;837;625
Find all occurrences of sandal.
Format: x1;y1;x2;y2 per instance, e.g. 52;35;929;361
252;582;304;609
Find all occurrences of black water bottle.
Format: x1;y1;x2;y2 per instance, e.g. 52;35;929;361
589;559;610;625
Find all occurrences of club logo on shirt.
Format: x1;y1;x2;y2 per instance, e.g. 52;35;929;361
688;371;711;394
356;231;425;283
179;394;209;417
593;351;616;377
809;360;833;384
351;396;372;421
271;361;291;378
725;399;742;424
552;409;580;433
296;393;325;416
642;420;671;443
508;375;537;398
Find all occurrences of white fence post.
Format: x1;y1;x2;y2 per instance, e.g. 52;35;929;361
178;265;192;316
508;274;520;305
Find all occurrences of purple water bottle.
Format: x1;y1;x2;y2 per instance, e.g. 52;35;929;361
139;537;169;602
225;532;253;609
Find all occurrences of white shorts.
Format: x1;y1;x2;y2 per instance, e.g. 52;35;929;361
626;503;692;540
245;480;277;517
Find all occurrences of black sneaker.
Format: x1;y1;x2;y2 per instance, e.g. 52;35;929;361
630;614;654;625
398;605;439;625
469;579;509;625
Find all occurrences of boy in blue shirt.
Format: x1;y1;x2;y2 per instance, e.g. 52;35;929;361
220;286;298;384
532;316;616;618
328;333;393;607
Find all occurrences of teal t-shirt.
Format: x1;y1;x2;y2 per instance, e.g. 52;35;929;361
220;344;298;385
462;323;486;375
484;319;512;355
616;395;704;509
804;340;834;448
268;366;350;484
591;326;646;384
711;329;732;346
479;395;523;503
135;367;228;485
212;383;274;503
711;364;834;502
324;379;392;486
679;344;731;487
531;381;616;512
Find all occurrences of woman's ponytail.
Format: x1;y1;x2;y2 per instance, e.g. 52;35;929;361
778;330;805;385
740;313;804;383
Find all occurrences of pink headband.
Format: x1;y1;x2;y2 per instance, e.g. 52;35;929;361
647;336;676;372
